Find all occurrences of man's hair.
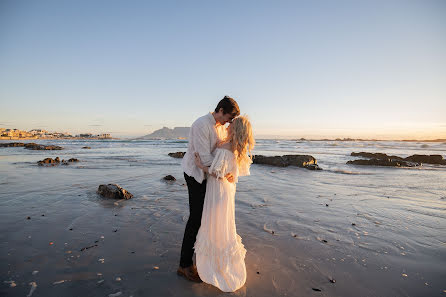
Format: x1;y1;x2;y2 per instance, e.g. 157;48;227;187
215;95;240;117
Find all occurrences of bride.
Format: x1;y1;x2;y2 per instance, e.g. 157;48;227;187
193;115;255;292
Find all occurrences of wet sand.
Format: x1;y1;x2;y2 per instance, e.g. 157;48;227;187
1;139;445;296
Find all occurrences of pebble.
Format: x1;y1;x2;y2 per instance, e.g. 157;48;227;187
98;258;105;263
32;271;39;275
4;280;16;287
402;273;408;277
153;266;159;270
27;217;31;220
97;280;104;284
115;277;122;281
109;291;122;297
53;280;66;285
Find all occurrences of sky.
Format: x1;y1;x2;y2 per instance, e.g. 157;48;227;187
1;0;445;139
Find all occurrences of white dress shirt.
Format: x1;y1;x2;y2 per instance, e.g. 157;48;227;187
182;112;227;184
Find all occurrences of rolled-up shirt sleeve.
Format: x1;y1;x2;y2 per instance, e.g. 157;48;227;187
193;122;214;167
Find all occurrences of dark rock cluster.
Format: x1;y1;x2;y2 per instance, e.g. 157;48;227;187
37;157;79;166
252;155;321;170
0;142;63;150
348;152;446;167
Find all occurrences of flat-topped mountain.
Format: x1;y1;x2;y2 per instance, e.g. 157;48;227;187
138;127;190;139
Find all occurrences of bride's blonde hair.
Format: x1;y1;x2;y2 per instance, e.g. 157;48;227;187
228;115;255;166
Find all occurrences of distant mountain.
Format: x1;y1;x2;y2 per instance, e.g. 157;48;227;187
137;127;190;139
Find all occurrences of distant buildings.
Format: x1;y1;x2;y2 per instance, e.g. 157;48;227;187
0;128;112;140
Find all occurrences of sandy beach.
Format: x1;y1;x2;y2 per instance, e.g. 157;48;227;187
1;139;445;297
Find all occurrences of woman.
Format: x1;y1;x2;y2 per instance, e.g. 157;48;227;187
193;115;255;292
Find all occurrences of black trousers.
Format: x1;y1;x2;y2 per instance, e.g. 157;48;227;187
179;172;207;268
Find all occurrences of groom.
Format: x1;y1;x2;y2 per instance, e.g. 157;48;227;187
177;96;240;282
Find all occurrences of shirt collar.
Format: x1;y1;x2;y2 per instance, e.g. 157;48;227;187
207;112;217;125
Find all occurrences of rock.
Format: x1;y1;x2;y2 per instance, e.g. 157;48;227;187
168;152;186;158
0;142;62;150
37;158;59;166
305;164;322;170
252;154;318;170
0;142;26;147
163;175;176;181
82;146;91;149
351;152;402;160
350;152;446;166
347;158;419;167
404;154;446;165
24;143;63;150
97;184;133;200
67;158;79;162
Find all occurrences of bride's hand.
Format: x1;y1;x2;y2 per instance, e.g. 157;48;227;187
194;152;203;169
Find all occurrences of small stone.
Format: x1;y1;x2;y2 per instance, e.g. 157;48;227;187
322;239;328;243
329;278;336;283
153;266;159;270
27;216;31;220
4;280;17;287
69;228;73;231
53;280;66;285
163;175;176;181
32;271;39;275
115;277;121;281
325;204;329;207
402;273;408;277
351;223;356;226
312;288;322;292
97;279;104;284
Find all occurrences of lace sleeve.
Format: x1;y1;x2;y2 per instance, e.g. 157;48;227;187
209;149;228;179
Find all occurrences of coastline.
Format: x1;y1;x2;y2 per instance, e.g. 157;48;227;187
0;137;119;141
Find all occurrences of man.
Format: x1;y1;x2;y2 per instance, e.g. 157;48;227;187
177;96;240;282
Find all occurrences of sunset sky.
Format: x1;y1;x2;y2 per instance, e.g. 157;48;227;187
1;0;445;139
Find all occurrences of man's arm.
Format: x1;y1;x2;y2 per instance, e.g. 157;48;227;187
192;122;214;167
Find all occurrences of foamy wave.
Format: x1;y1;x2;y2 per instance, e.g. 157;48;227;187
327;169;372;175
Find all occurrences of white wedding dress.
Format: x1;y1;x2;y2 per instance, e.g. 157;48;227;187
194;148;251;292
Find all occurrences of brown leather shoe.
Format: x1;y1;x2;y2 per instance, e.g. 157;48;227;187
177;265;202;283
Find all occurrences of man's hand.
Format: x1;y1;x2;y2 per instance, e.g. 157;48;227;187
225;173;234;183
194;152;203;169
